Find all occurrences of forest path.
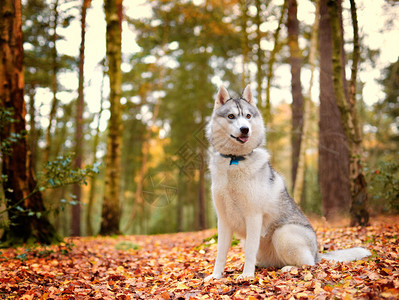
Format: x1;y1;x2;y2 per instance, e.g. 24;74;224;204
0;217;398;299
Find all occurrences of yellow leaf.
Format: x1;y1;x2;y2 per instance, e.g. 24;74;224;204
117;266;125;272
296;292;309;299
175;283;189;290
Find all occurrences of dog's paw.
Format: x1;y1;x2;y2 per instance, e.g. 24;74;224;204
204;273;223;282
236;272;255;280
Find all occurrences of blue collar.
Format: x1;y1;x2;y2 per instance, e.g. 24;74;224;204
220;153;246;165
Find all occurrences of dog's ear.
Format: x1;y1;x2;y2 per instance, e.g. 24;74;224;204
242;85;254;105
215;85;230;108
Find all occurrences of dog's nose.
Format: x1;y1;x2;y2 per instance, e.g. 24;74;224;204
240;127;249;134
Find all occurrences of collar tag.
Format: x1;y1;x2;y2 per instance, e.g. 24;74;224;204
230;158;239;165
220;153;245;165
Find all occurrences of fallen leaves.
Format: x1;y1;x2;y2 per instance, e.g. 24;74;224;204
0;218;398;299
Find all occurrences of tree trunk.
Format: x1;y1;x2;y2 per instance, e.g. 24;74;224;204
197;130;206;230
176;170;185;232
287;0;304;189
265;0;287;124
327;0;369;226
255;0;263;108
71;0;91;236
239;0;249;87
293;0;319;204
27;87;38;173
347;0;368;226
100;0;123;235
86;61;105;236
319;0;350;222
122;128;147;232
43;0;59;164
123;89;164;232
0;0;59;246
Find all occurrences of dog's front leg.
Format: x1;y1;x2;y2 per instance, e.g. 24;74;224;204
238;214;262;279
204;219;232;281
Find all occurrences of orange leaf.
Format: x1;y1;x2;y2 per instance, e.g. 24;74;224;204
160;291;170;299
324;285;333;292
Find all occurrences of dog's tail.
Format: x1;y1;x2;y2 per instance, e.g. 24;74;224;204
318;247;372;262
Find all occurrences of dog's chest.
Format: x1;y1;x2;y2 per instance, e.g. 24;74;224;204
210;151;280;233
212;159;260;227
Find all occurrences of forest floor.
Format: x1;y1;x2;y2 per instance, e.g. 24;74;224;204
0;216;398;299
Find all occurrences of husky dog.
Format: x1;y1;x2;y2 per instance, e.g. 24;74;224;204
205;85;371;280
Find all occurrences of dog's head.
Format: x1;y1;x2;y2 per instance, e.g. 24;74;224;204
207;85;265;156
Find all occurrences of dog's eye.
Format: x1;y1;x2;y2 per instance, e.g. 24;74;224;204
228;114;235;119
246;114;251;119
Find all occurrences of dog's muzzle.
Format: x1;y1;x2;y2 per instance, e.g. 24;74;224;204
230;134;249;143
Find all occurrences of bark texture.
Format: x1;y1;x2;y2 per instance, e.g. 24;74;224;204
100;0;123;235
0;0;59;245
319;0;350;221
327;0;369;226
287;0;304;189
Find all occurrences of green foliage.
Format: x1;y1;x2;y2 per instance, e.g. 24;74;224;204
23;0;52;91
115;241;140;251
8;241;75;260
120;0;244;235
378;58;399;134
0;151;100;229
303;163;322;216
0;108;27;156
23;0;76;92
41;155;100;189
367;157;399;213
201;233;240;248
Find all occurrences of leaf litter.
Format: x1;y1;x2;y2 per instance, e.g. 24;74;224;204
0;217;398;299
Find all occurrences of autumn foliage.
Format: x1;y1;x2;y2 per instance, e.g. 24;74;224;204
0;217;398;299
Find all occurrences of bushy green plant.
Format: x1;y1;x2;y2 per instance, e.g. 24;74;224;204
367;156;399;213
0;155;100;229
40;155;100;190
0;107;100;230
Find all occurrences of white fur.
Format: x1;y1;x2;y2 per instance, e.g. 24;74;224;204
205;85;371;281
320;247;372;262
